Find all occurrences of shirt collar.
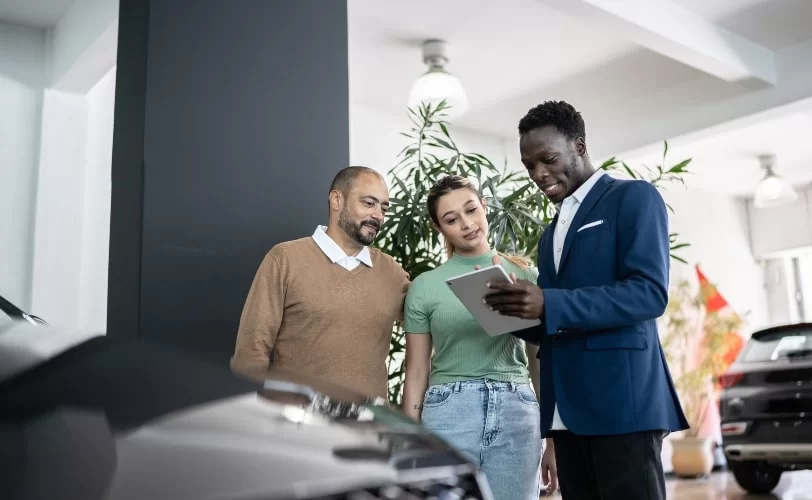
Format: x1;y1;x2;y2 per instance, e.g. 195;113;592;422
554;169;606;211
312;225;373;267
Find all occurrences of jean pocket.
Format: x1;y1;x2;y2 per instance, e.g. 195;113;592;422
516;384;539;405
423;385;453;407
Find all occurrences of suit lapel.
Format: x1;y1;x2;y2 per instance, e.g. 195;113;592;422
558;174;613;273
537;213;558;285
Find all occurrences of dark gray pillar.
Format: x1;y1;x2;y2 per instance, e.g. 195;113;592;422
108;0;349;363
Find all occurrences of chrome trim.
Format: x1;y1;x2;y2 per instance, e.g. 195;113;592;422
725;444;812;463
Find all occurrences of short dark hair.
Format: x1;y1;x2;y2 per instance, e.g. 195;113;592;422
329;166;382;195
517;100;586;140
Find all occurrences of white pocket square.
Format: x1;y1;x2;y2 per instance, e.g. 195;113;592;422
577;219;605;232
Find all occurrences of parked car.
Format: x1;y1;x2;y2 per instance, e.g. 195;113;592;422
718;322;812;494
0;295;493;500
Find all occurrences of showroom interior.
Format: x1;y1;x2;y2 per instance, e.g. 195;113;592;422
2;0;812;498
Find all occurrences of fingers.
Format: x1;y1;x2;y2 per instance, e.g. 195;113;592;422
491;254;503;266
474;264;481;270
541;464;554;496
490;303;533;314
484;289;531;306
509;271;518;282
484;280;522;292
549;472;559;494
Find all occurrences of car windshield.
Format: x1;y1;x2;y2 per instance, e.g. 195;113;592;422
740;327;812;362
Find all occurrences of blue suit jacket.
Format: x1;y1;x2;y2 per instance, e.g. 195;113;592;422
519;174;688;437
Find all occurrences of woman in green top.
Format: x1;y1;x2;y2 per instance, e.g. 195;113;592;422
402;175;557;499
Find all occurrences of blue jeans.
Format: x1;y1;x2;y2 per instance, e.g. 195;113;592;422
421;380;542;500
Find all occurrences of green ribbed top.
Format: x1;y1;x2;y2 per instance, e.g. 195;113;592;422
404;249;539;386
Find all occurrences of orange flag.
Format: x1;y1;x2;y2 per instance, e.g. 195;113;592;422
695;265;746;441
696;265;745;369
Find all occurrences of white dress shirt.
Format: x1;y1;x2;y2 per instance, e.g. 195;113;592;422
549;169;605;431
312;225;373;271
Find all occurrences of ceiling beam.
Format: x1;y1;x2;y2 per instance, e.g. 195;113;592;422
538;0;777;86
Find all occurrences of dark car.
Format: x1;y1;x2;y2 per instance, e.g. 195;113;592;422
0;295;494;500
718;322;812;494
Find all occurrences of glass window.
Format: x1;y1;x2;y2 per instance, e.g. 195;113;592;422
740;327;812;362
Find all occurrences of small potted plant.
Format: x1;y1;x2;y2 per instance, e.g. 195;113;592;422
662;279;743;477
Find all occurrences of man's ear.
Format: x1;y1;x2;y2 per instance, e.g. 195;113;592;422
575;137;587;157
329;190;343;212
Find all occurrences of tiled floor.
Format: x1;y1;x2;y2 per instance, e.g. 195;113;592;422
666;471;812;499
542;470;812;499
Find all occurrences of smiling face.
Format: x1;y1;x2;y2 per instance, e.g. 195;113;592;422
432;187;489;256
519;125;593;204
334;172;389;246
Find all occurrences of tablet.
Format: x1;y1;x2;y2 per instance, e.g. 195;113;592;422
445;265;542;336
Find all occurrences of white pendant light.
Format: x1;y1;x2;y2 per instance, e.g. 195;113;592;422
753;154;798;209
408;39;468;120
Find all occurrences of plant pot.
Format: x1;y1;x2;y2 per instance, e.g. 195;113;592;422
671;436;715;478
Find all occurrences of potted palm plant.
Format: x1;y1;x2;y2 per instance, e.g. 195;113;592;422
662;279;744;477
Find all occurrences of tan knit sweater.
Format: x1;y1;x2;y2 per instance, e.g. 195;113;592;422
231;237;410;398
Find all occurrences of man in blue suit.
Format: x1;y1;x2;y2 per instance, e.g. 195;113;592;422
485;101;688;499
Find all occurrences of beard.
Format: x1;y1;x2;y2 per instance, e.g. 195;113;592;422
338;209;380;246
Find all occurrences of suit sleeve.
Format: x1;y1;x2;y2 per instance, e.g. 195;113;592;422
541;181;669;334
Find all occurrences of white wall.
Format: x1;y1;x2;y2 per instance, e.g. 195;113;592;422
746;183;812;259
79;67;115;332
29;90;88;327
29;66;116;332
664;187;769;331
49;0;119;92
0;22;47;310
0;5;118;330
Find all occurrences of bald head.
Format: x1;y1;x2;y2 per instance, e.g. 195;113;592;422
329;166;384;196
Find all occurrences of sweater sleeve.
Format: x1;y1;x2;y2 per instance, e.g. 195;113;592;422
231;247;287;379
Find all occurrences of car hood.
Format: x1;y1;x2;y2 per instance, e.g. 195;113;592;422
0;317;100;382
1;319;479;500
106;391;464;500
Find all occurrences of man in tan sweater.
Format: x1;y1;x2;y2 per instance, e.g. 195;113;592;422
231;166;410;399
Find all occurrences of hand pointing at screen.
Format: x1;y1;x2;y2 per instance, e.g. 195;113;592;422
481;254;546;320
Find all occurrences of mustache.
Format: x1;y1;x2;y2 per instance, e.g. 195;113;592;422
361;220;380;231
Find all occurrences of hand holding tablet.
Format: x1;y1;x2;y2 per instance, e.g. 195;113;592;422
446;263;541;336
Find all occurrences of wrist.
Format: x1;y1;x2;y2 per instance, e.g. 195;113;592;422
405;402;422;420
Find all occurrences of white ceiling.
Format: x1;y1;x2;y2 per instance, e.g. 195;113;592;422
0;0;73;29
2;0;811;197
348;0;638;117
625;108;812;196
348;0;812;196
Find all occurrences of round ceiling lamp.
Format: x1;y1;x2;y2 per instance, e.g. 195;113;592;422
408;39;468;120
753;154;798;209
